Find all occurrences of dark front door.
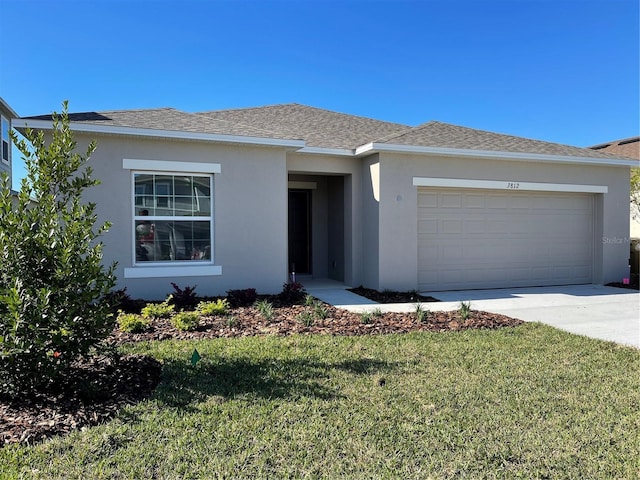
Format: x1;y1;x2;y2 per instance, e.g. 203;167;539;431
288;189;312;274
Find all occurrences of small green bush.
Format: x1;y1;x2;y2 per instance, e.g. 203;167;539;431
371;307;383;317
414;303;428;323
360;312;373;324
117;312;151;333
304;294;315;306
226;316;240;328
313;301;329;320
171;311;200;331
297;311;314;327
196;299;229;316
254;299;274;320
141;300;174;319
458;301;472;320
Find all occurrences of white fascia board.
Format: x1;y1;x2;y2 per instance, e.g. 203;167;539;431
295;146;354;156
357;142;639;167
12;118;306;149
412;177;608;194
124;265;222;279
1;98;19;119
123;158;221;173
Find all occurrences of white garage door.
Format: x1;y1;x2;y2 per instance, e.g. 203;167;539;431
418;188;594;291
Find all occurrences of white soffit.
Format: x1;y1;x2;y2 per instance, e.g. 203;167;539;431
412;177;608;194
123;158;221;173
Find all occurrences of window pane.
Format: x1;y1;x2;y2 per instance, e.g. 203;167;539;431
135;219;211;262
1;118;8;140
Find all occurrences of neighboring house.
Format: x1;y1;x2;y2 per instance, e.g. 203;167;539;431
13;104;639;299
589;137;640;239
0;96;17;186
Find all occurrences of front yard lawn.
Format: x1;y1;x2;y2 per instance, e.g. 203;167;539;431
1;323;638;479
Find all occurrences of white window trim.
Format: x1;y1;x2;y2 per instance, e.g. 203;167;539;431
124;265;222;279
412;177;608;194
123;158;221;173
123;162;222;279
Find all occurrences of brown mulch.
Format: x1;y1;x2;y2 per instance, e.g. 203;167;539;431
347;286;440;303
1;354;162;447
2;301;523;447
113;304;521;343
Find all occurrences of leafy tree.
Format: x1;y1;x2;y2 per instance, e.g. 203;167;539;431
0;102;116;395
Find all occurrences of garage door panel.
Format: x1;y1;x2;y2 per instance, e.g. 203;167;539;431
418;188;594;291
440;194;462;208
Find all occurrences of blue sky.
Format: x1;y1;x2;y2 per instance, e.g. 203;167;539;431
1;0;638;189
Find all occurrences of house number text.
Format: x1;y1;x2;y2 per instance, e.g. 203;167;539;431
506;182;520;189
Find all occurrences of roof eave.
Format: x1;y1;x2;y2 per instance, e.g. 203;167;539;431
0;97;19;118
355;142;640;167
11;118;306;149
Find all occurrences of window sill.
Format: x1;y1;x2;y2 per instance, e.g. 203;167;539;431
124;265;222;279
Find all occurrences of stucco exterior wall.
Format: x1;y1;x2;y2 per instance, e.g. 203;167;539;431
80;134;289;299
372;152;631;290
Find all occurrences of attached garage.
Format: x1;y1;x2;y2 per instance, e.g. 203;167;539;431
417;184;597;291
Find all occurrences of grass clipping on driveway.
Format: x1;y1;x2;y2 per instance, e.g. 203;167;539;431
1;323;639;479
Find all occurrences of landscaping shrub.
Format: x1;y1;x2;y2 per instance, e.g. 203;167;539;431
141;300;174;319
0;103;116;395
458;301;472;320
297;311;314;327
254;299;274;320
196;299;229;316
313;301;329;320
226;288;257;308
105;288;146;314
279;282;306;304
226;316;240;328
360;312;373;324
171;311;200;331
414;303;428;323
117;313;151;333
167;283;198;311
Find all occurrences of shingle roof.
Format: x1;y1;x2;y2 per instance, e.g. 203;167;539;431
22;104;629;161
589;137;640;160
197;103;409;150
374;121;623;160
24;107;296;140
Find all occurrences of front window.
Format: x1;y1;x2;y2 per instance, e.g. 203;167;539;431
1;116;9;164
133;173;213;263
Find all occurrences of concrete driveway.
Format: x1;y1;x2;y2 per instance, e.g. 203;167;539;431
306;282;640;348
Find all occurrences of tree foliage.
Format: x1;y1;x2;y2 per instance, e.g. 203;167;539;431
0;102;116;395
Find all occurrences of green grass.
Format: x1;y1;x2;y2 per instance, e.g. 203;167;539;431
2;323;639;479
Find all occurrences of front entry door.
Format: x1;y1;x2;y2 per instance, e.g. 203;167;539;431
288;189;312;274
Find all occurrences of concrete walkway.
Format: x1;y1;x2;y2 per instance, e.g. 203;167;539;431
303;280;640;349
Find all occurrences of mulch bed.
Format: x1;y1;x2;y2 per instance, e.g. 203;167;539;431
347;286;440;303
2;300;523;447
1;354;162;447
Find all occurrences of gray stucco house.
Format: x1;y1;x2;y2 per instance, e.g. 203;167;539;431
14;104;639;299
